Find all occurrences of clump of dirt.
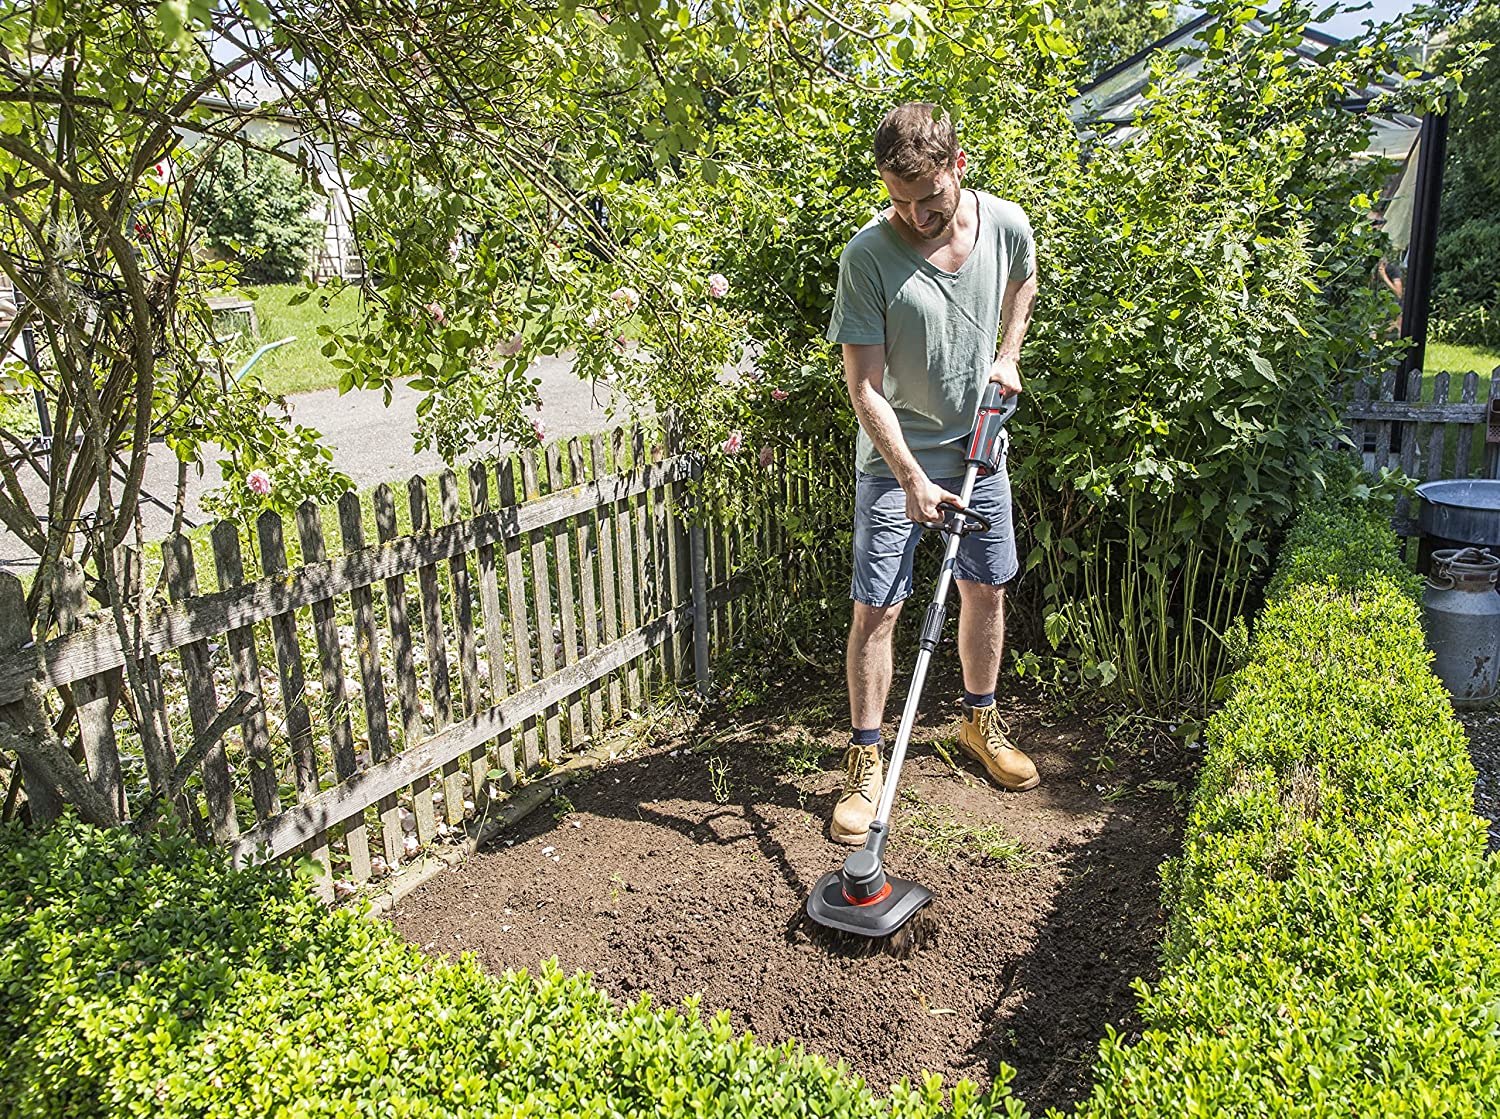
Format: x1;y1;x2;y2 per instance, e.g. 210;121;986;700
389;666;1193;1114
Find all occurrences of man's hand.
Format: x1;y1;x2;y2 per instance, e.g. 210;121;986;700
903;475;964;527
989;355;1023;396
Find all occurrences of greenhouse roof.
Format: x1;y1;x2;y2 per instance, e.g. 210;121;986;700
1068;12;1424;161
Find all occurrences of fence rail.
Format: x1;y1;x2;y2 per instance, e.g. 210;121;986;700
0;423;797;899
1343;366;1500;538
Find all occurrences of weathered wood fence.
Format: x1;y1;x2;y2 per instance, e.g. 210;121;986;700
0;423;800;899
1343;366;1500;539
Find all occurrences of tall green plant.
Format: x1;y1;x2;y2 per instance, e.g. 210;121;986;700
196;149;324;284
1009;1;1455;710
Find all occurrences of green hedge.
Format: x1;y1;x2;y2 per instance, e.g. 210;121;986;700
1074;495;1500;1116
0;822;1026;1118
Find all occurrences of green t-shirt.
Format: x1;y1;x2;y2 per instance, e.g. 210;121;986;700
825;189;1035;479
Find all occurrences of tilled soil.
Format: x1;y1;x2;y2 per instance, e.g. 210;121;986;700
1456;708;1500;852
390;668;1192;1114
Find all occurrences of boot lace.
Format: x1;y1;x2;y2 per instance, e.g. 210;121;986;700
840;745;879;802
974;706;1015;752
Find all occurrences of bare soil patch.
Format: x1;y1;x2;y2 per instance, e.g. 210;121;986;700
389;666;1192;1114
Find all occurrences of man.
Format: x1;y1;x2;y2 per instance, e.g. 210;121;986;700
824;102;1039;845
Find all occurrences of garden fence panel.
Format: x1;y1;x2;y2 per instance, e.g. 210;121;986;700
1342;365;1500;541
0;427;775;892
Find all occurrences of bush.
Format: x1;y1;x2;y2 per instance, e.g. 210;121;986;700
0;821;1026;1118
1073;495;1500;1116
195;150;324;284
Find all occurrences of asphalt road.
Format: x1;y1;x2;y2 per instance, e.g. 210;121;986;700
0;354;624;573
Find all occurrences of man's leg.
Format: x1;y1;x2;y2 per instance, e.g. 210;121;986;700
848;600;904;730
955;579;1005;700
835;473;919;844
948;467;1039;791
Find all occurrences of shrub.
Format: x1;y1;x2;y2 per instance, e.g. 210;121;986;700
0;821;1026;1118
195;150;324;285
1073;496;1500;1116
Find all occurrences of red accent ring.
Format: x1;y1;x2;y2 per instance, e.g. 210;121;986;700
841;881;892;907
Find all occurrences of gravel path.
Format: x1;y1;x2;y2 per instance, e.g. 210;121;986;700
0;354;624;572
1458;709;1500;852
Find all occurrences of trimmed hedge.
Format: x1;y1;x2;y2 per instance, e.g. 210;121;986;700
1074;495;1500;1116
0;822;1026;1118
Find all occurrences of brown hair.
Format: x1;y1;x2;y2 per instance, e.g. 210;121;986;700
873;103;958;179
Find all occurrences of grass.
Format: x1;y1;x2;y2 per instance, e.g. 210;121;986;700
1421;339;1500;401
231;283;364;397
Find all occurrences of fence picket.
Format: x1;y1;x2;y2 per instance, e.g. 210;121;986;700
439;471;479;821
468;462;515;795
612;428;642;709
256;511;330;899
546;443;586;747
54;558;125;820
440;471;481;719
295;503;370;886
1372;366;1396;478
521;450;562;761
569;438;605;732
499;458;541;773
164;534;238;842
631;427;657;692
409;476;461;827
1396;371;1422;524
590;435;624;719
1456;372;1480;477
374;484;435;848
338;493;402;869
1427;372;1451;483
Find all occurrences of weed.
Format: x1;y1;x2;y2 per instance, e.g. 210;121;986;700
760;732;827;779
897;789;1029;868
707;756;731;804
1101;784;1130;803
551;793;575;821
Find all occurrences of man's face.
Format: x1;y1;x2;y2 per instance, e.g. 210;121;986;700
880;151;966;241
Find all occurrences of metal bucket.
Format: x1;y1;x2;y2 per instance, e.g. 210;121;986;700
1424;547;1500;706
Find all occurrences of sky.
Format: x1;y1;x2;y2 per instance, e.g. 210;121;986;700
1310;0;1429;39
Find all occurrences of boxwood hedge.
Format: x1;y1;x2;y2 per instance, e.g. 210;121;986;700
1074;495;1500;1117
5;493;1498;1118
0;820;1026;1118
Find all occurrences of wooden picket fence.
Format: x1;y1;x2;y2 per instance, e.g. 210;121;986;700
0;423;804;898
1343;366;1500;539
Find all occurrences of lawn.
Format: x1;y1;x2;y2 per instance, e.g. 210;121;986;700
1426;338;1500;376
233;283;364;397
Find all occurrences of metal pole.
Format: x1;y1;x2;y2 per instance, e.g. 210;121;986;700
1400;110;1449;384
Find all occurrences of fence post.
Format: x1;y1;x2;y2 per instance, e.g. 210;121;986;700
688;457;711;698
0;575;62;825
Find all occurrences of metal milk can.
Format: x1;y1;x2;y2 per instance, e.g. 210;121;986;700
1424;547;1500;706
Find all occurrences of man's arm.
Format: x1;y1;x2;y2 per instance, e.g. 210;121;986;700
844;342;961;525
990;271;1038;394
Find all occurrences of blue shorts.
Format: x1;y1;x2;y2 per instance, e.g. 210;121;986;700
850;463;1019;607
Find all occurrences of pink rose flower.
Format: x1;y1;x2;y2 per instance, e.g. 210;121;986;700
722;431;743;455
531;416;547;442
497;333;524;357
424;300;446;325
608;286;641;313
759;445;774;469
771;388;789;402
246;469;272;497
708;273;730;299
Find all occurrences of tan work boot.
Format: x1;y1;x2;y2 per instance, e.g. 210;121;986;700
957;704;1039;791
831;743;883;845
